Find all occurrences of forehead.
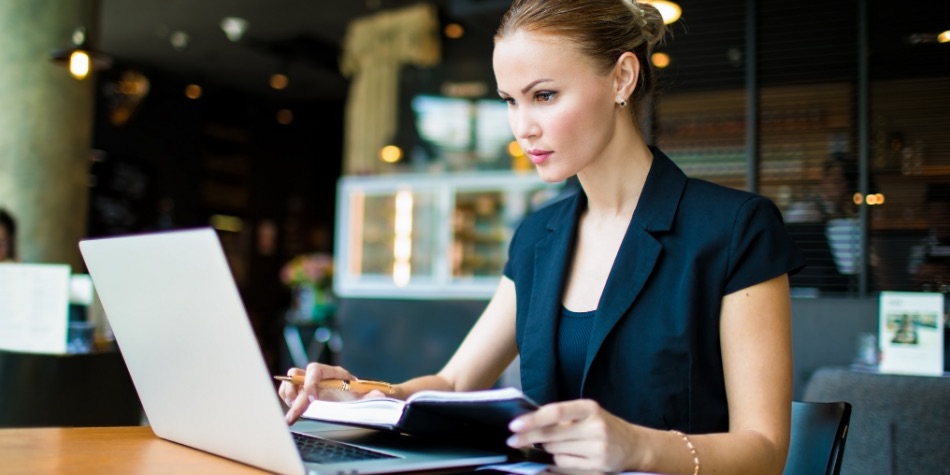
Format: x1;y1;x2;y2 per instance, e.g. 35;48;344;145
493;30;594;84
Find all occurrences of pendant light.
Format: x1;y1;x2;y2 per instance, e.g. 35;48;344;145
639;1;682;25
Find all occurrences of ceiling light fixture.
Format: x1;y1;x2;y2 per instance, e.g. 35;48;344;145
184;84;202;99
444;23;464;39
639;0;682;25
270;73;289;90
69;50;90;80
49;26;112;80
380;145;403;163
276;109;294;125
109;70;151;126
907;31;950;44
169;30;190;51
220;17;249;42
651;52;671;68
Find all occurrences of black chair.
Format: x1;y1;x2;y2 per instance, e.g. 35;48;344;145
783;401;852;475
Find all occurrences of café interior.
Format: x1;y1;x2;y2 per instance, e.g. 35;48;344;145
1;0;949;473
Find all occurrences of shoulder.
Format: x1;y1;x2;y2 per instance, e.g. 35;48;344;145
679;178;781;226
641;148;781;234
677;181;804;291
681;177;754;203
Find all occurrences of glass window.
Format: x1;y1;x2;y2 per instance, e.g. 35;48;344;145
411;95;515;171
651;0;950;296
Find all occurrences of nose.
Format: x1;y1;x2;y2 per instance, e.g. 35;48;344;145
510;107;539;140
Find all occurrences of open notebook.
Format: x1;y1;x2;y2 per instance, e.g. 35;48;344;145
303;387;538;448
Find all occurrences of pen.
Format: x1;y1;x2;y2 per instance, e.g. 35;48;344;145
273;375;395;395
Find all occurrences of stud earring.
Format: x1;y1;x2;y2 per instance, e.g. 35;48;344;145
618;98;627;108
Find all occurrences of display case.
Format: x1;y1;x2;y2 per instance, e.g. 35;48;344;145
334;172;563;299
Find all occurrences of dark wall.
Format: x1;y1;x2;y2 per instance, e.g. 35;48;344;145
790;297;879;399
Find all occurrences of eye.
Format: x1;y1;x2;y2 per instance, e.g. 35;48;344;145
501;97;516;106
535;91;556;102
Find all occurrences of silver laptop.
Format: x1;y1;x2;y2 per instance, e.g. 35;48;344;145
79;228;507;475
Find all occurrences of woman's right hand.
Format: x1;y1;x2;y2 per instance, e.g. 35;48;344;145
279;362;358;424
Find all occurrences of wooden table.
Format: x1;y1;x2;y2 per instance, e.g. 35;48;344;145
0;426;270;474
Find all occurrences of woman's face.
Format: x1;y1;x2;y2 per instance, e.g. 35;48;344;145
0;224;10;261
821;163;850;206
493;30;619;183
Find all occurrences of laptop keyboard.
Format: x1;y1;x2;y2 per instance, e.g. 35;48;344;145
292;431;399;464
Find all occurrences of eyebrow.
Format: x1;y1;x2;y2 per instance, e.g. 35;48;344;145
497;78;554;96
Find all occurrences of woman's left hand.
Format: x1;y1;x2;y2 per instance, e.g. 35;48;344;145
506;399;642;471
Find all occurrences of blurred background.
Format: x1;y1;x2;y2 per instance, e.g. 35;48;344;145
1;0;950;424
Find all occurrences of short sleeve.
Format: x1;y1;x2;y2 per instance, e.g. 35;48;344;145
503;220;524;280
503;255;514;280
724;196;806;294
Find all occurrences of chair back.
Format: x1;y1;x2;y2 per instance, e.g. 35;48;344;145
783;400;852;475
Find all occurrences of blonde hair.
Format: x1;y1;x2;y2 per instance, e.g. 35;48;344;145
496;0;666;105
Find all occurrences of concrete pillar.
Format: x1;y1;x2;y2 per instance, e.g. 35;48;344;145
0;0;99;269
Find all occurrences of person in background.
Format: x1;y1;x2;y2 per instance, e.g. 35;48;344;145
0;208;17;262
281;0;804;473
785;154;866;293
907;183;950;288
785;153;858;223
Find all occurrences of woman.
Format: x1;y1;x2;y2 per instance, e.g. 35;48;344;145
281;0;804;473
0;208;16;262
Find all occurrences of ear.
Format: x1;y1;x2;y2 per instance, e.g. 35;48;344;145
613;52;640;103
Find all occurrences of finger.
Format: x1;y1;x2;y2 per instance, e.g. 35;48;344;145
507;420;579;448
303;363;356;397
278;382;298;407
286;389;312;424
315;363;357;381
287;364;361;424
360;389;387;400
278;367;307;406
511;400;597;433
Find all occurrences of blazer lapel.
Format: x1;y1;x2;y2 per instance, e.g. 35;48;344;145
519;193;582;405
580;149;687;392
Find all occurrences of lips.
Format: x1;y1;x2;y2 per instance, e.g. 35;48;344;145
527;149;552;165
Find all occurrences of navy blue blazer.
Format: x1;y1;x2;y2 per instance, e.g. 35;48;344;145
504;147;804;434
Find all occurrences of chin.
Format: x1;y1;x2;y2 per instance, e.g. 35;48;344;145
535;169;568;183
535;167;575;184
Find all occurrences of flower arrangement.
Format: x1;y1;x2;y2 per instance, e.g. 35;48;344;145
280;253;333;289
280;253;335;322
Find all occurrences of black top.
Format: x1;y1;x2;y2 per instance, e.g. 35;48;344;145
503;147;805;433
556;306;596;400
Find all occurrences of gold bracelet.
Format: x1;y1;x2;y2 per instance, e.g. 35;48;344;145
670;430;700;475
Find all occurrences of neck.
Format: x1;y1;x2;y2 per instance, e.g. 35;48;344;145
576;134;653;220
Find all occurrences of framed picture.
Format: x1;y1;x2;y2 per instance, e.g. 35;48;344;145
879;291;945;376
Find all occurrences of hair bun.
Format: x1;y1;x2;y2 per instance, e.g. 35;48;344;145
625;0;667;48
